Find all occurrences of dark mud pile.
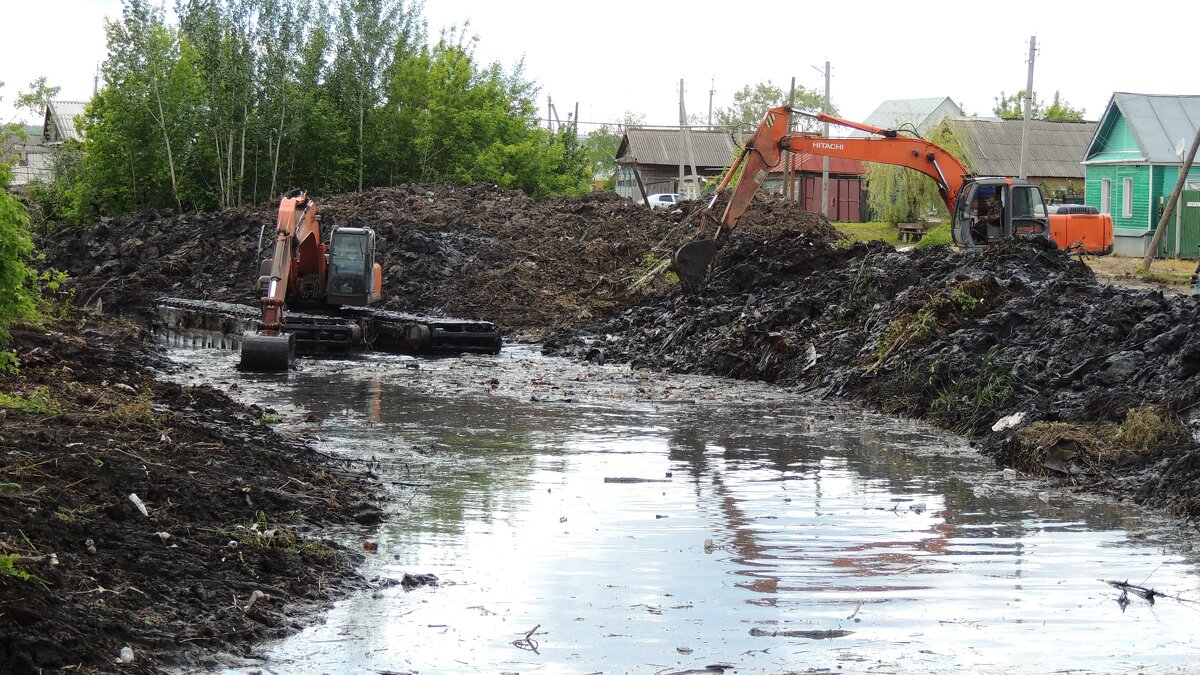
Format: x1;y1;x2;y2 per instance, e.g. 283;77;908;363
38;185;721;335
547;232;1200;522
0;316;381;673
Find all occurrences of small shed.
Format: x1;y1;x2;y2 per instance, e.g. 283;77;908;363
1081;92;1200;257
938;117;1097;198
765;153;866;222
615;128;742;203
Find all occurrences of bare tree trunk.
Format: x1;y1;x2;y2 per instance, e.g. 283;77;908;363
129;150;138;208
214;132;226;204
151;79;181;212
358;94;365;192
238;104;247;207
270;98;286;200
1142;126;1200;270
227;133;234;208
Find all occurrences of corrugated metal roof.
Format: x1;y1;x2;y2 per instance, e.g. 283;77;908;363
616;129;742;168
944;117;1096;178
1086;92;1200;164
44;100;88;143
850;97;963;137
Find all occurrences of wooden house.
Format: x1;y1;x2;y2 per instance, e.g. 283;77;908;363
2;125;53;186
614;128;742;203
937;117;1097;199
1082;93;1200;257
43;100;87;145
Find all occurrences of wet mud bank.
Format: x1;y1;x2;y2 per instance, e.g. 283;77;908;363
546;223;1200;524
0;316;382;673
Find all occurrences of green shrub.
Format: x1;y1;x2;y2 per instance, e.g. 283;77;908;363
0;164;39;343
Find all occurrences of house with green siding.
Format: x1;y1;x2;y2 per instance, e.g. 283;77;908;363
1082;93;1200;257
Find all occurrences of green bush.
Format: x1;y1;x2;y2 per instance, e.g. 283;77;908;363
0;164;39;343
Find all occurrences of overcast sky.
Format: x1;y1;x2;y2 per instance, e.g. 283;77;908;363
5;1;1195;133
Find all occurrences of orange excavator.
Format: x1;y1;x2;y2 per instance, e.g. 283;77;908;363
671;105;1112;290
239;190;382;370
235;189;501;371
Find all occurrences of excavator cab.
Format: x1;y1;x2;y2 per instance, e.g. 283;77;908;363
952;179;1050;247
326;227;383;307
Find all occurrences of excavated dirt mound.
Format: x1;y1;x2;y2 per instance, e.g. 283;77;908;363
34;185;836;337
0;316;381;673
546;232;1200;523
30;182;835;333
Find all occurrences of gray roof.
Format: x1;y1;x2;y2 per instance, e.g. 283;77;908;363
851;97;963;137
44;100;88;143
616;128;742;168
944;117;1097;178
1086;92;1200;164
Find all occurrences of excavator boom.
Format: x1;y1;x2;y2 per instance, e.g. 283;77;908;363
240;191;313;371
712;106;969;238
672;105;994;291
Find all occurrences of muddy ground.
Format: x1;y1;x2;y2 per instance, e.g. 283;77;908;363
17;182;1200;670
0;316;384;673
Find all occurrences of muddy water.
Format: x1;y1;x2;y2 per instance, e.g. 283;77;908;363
169;344;1200;674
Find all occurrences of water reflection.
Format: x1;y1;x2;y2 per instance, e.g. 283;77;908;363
168;346;1200;674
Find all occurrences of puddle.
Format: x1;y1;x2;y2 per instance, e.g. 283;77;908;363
167;344;1200;674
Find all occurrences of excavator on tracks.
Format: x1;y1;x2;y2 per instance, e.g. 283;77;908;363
671;105;1112;291
157;190;501;371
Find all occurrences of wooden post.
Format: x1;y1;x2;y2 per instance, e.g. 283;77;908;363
1142;125;1200;270
630;159;651;208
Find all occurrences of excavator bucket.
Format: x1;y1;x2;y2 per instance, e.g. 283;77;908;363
239;333;295;372
671;239;718;293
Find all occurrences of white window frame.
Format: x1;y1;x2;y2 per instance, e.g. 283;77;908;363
1122;177;1133;218
1101;178;1112;215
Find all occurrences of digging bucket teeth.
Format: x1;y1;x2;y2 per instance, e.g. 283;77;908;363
239;333;296;372
671;239;719;293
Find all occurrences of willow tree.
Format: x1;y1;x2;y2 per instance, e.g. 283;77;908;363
865;122;971;225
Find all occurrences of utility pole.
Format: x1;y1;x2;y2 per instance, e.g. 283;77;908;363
678;79;685;194
708;76;715;130
679;78;700;199
787;77;796;204
1019;36;1037;179
816;60;831;218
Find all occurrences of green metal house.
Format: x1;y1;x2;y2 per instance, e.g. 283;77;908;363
1082;93;1200;257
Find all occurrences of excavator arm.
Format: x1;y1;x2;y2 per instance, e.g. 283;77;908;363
240;190;315;370
672;106;971;291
